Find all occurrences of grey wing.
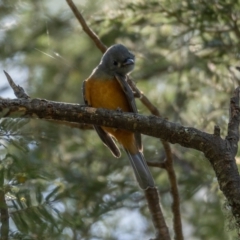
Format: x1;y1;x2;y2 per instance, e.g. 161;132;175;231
82;80;121;158
114;74;142;151
94;126;121;158
114;73;138;113
82;80;88;104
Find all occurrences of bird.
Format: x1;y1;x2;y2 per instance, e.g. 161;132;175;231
82;44;155;189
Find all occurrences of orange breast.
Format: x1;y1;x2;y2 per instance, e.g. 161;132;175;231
84;77;138;154
85;77;131;111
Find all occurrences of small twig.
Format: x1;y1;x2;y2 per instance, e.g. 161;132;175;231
65;0;107;53
3;71;30;99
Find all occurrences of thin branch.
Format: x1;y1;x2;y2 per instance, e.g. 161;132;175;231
65;0;107;53
162;141;184;240
145;187;171;240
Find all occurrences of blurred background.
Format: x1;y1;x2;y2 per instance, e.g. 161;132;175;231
0;0;240;239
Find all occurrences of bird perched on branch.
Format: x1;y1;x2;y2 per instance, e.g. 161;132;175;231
82;44;155;189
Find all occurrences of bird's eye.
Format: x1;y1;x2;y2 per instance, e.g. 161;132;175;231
113;60;118;66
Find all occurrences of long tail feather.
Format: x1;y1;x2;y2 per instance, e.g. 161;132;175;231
125;150;155;189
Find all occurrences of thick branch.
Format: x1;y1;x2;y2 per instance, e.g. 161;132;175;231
0;98;233;152
0;98;212;146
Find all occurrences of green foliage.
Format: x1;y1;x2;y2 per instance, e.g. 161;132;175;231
0;0;240;239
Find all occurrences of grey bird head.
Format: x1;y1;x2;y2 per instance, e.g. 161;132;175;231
99;44;135;76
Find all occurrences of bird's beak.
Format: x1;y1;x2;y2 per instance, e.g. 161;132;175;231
123;58;134;66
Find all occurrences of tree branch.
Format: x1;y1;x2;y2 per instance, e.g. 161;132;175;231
161;141;183;240
145;187;171;240
0;98;207;146
65;0;107;53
